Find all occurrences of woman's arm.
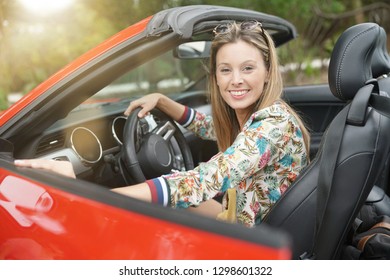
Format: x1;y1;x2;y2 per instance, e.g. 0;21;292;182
124;93;186;121
14;158;153;202
112;183;151;202
125;93;217;141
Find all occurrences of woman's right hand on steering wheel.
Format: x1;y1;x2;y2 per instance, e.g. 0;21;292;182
124;93;164;118
124;93;186;122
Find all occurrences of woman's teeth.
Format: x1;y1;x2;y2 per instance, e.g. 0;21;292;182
230;90;249;96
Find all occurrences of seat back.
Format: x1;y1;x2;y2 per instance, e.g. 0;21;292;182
264;23;390;259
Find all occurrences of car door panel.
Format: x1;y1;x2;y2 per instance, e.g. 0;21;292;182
0;159;291;259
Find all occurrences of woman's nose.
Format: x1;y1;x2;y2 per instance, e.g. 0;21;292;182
231;71;243;86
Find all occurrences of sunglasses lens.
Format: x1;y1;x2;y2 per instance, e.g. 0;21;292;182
240;20;259;31
214;24;231;35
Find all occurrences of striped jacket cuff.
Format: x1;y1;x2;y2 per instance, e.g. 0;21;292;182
146;177;171;206
178;106;195;128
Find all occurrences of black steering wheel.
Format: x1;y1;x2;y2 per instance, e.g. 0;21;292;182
119;107;194;184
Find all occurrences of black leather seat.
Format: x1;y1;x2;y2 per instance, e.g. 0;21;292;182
263;23;390;259
372;26;390;79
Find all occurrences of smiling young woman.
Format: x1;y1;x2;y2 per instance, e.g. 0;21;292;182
15;20;310;228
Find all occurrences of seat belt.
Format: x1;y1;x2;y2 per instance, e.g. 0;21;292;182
370;93;390;118
305;79;390;259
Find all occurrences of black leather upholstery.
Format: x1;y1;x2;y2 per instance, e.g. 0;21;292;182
328;24;378;101
372;27;390;79
364;186;390;218
263;23;390;259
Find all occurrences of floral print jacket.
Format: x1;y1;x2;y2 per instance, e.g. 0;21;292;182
146;102;308;227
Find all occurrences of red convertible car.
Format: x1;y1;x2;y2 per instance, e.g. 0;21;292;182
1;5;390;260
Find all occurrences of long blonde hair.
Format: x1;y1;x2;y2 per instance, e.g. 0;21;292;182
208;22;310;156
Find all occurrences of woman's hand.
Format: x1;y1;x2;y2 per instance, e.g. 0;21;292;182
14;159;76;178
124;93;186;121
124;93;164;118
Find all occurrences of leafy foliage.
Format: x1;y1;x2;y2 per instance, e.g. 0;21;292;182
0;0;383;110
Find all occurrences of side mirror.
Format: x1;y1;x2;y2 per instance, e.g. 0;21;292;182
174;41;211;59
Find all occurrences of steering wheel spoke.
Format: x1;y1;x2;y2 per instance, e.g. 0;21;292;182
155;121;176;142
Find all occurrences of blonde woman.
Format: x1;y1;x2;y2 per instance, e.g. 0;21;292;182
16;21;310;227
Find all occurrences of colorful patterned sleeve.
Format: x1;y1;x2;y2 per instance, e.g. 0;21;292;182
146;113;288;209
177;106;216;141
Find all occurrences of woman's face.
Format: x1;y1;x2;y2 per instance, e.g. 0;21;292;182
216;40;268;119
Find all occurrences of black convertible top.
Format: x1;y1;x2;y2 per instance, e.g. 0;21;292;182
146;5;297;46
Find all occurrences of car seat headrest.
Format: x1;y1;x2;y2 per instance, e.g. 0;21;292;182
328;23;380;101
372;26;390;78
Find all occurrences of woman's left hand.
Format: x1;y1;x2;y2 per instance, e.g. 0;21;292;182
14;159;76;178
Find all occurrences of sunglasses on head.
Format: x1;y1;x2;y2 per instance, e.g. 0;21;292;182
213;20;270;49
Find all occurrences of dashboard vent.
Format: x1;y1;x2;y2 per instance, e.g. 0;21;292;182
35;132;66;156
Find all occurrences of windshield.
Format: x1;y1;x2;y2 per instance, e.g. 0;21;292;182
81;49;208;106
76;35;325;112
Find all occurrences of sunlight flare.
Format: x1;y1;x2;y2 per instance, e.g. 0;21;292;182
19;0;74;14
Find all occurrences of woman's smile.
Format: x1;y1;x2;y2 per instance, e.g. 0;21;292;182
229;89;250;99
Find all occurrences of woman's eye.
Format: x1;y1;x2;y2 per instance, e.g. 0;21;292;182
243;66;254;72
220;68;231;73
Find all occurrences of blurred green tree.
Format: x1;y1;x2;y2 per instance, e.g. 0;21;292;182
0;0;388;110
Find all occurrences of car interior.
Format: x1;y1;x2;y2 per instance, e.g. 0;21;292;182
1;6;390;259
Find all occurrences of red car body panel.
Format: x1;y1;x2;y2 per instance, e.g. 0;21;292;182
0;17;151;127
0;168;290;259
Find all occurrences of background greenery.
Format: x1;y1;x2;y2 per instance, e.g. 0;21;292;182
0;0;388;110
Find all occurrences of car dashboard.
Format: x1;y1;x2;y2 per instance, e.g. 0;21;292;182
28;97;215;188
